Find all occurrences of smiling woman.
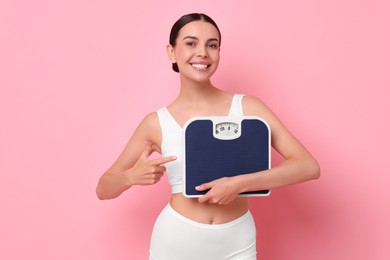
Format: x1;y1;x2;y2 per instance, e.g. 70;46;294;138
167;20;221;84
168;13;222;73
96;13;320;260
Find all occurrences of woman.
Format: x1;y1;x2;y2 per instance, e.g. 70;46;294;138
96;13;320;260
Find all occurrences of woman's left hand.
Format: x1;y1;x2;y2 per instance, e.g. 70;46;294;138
196;177;241;205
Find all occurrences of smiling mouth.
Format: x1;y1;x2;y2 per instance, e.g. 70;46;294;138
190;63;210;70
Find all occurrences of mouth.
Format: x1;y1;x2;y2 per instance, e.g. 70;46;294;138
190;63;211;70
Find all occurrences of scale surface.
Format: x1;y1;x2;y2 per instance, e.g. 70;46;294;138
183;116;271;197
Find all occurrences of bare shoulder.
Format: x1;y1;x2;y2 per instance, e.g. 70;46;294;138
120;111;162;158
242;95;277;119
242;94;290;141
107;111;162;173
242;95;311;158
141;111;160;129
136;111;162;146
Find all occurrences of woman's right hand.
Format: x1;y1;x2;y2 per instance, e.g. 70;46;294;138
126;141;176;186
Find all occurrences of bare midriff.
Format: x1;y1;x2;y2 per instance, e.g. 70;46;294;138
169;193;249;225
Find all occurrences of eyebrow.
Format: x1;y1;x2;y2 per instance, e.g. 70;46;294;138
182;36;220;42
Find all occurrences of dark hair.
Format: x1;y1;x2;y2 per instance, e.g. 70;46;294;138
169;13;221;73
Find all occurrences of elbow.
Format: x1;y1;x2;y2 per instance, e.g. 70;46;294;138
96;187;106;200
95;185;114;200
307;158;321;181
96;185;123;200
96;191;113;201
95;175;117;200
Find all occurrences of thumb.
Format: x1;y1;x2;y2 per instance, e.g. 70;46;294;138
195;181;214;192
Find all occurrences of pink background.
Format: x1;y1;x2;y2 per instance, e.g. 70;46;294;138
1;0;389;259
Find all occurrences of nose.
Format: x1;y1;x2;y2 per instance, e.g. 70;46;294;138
196;46;208;58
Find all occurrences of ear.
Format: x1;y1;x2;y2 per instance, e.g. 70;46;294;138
166;44;176;63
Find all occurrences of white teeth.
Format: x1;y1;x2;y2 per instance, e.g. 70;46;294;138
191;64;208;69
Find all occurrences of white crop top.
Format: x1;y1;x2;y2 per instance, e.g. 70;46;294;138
156;94;245;194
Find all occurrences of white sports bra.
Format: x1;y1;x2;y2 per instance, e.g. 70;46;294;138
156;94;245;194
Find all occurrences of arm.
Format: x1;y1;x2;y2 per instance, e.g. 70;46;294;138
96;112;176;200
197;95;320;204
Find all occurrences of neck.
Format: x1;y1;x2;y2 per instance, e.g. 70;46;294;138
177;78;220;105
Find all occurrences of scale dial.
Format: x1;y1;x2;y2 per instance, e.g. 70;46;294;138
215;122;240;137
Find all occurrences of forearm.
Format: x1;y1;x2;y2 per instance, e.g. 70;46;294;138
236;157;320;193
96;171;132;200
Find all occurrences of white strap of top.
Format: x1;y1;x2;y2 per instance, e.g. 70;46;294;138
229;94;245;116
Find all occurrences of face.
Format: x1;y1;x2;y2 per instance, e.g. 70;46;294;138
167;21;221;83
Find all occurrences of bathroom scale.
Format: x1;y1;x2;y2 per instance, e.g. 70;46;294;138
183;116;271;197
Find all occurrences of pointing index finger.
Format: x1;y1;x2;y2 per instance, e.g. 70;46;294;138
152;156;177;166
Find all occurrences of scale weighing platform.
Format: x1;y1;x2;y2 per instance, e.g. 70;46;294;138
183;116;271;197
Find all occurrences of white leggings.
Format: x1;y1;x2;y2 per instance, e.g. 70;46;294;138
149;204;257;260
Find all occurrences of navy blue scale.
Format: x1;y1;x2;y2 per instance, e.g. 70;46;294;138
183;117;271;197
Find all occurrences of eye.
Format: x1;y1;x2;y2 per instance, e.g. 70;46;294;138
185;42;196;47
208;42;219;49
